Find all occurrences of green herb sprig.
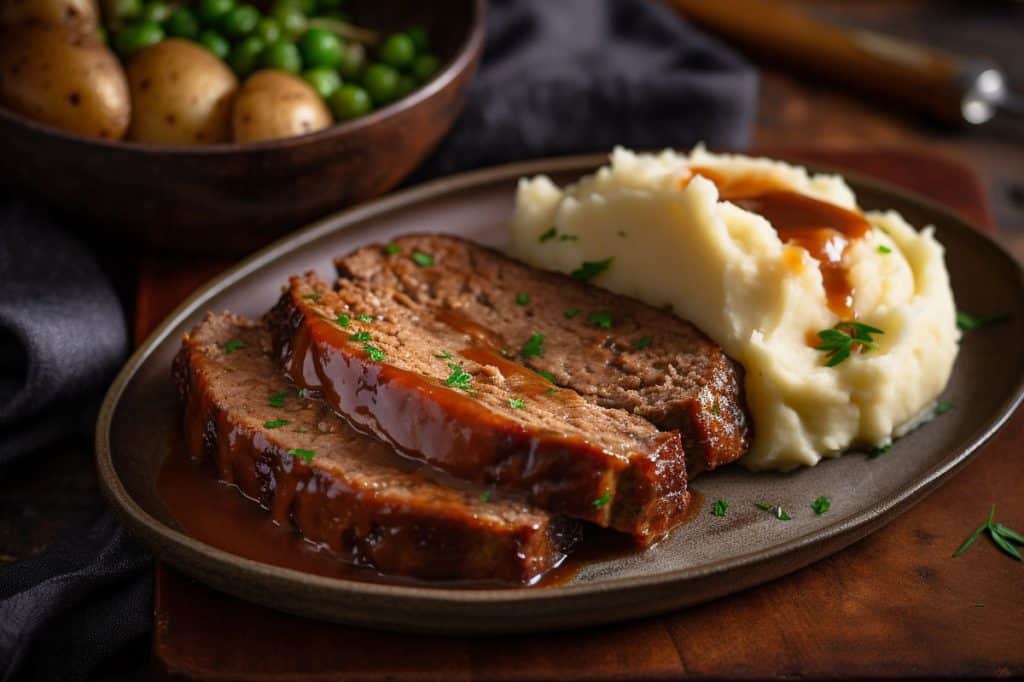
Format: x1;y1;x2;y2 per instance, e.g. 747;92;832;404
444;361;474;393
288;448;315;464
521;332;545;358
755;502;791;521
224;339;245;354
811;496;831;515
593;491;612;509
711;499;728;517
571;257;613;281
953;505;1023;561
815;321;884;367
957;309;1010;332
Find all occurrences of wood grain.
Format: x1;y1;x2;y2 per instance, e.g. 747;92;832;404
145;150;1023;681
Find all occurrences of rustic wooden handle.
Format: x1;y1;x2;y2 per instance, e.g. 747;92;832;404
666;0;987;124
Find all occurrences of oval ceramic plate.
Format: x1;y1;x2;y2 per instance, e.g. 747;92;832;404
96;155;1024;634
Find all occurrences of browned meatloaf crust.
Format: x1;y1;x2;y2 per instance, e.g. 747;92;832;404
173;313;577;584
268;274;690;544
335;234;750;475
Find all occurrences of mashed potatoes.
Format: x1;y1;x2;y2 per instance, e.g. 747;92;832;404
509;147;959;471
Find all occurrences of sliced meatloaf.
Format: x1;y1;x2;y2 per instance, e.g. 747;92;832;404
268;274;690;544
173;313;577;583
335;234;750;474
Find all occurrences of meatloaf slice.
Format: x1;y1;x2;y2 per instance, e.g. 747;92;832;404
173;313;577;584
268;274;689;544
335;234;750;474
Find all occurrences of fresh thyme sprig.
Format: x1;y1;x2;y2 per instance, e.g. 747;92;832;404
814;321;884;367
953;504;1023;561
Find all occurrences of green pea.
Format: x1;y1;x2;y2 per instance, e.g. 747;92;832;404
198;29;231;59
406;25;429;52
361;62;398;105
229;36;265;77
411;54;440;82
269;4;306;39
139;1;171;23
377;32;414;69
298;28;341;68
329;84;372;120
110;0;143;20
395;74;416;98
302;67;341;99
164;8;199;39
221;4;259;37
253;17;281;42
261;39;302;73
337;40;364;78
114;21;164;57
196;0;235;25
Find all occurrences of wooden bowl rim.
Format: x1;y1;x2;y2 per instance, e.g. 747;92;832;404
0;0;486;156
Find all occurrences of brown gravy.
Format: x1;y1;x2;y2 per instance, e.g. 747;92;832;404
687;166;871;319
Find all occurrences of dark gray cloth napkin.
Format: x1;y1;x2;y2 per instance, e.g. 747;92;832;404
0;1;756;679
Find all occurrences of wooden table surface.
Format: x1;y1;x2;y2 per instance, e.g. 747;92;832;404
147;149;1023;680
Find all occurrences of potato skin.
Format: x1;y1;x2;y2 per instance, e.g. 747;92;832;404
0;0;99;32
127;38;239;145
232;70;332;143
0;26;129;139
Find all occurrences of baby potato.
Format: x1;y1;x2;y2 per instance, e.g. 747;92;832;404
232;70;332;143
127;38;239;145
0;26;129;139
0;0;99;32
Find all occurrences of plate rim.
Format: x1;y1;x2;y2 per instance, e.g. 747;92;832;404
96;151;1024;608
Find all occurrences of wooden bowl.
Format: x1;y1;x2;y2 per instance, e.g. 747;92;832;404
0;0;485;255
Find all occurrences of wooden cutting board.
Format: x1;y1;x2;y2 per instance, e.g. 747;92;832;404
141;149;1024;680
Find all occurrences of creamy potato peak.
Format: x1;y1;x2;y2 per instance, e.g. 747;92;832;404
509;147;959;471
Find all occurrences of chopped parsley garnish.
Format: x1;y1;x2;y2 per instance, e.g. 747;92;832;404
411;250;434;267
224;339;245;354
536;369;556;383
593;491;612;509
544;387;558;395
356;314;374;323
711;499;728;517
539;227;557;242
934;401;953;416
587;311;613;329
956;309;1010;332
288;448;315;463
263;419;291;429
508;398;525;409
268;391;289;407
434;350;453;360
480;491;492;502
302;293;321;301
564;308;581;319
559;234;578;241
384;243;401;255
571;257;613;281
868;443;892;459
814;321;883;367
755;502;791;521
953;504;1023;561
335;313;350;328
633;335;652;350
349;331;372;342
520;332;545;358
877;245;892;254
363;343;385;361
515;292;530;306
444;362;474;393
811;496;831;515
